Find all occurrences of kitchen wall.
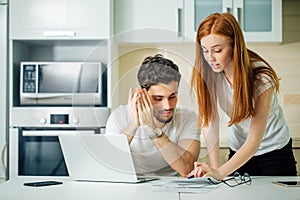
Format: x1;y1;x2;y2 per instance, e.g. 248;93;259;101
248;0;300;142
112;44;198;110
114;0;300;174
115;0;300;137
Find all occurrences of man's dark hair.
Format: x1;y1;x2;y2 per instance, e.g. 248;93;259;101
137;54;181;90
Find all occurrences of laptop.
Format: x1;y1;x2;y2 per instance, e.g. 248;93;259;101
59;133;158;183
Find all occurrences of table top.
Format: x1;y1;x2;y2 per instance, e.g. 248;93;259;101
0;176;300;200
181;176;300;200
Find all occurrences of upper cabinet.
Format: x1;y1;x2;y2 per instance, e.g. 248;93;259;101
114;0;184;43
184;0;282;43
9;0;112;40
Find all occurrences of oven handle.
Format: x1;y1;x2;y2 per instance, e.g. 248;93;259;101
22;130;95;136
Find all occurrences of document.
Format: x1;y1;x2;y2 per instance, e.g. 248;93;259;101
153;177;220;193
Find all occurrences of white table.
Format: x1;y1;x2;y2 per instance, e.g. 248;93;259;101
0;176;300;200
0;176;178;200
181;176;300;200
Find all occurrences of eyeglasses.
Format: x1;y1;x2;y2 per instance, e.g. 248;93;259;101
208;172;252;187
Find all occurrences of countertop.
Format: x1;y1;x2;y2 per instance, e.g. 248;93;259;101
0;176;300;200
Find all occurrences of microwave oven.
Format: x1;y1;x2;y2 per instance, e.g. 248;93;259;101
20;62;106;106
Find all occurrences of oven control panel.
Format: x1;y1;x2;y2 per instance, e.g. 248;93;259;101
50;114;69;125
39;114;79;125
10;107;110;128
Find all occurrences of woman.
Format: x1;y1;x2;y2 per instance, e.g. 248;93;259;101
189;13;297;180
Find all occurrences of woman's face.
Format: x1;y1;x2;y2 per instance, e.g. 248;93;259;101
200;34;233;73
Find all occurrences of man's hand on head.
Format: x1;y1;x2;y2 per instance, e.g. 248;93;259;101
127;88;141;129
137;88;155;129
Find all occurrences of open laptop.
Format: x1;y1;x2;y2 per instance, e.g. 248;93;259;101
59;133;158;183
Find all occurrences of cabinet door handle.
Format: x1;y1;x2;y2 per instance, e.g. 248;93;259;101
177;8;183;37
233;0;244;27
223;0;233;13
43;31;76;37
22;130;95;136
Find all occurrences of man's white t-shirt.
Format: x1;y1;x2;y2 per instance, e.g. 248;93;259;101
105;105;201;176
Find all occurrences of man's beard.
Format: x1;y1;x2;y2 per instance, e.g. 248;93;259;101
154;109;174;124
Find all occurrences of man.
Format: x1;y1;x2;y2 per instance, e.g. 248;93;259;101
106;54;200;177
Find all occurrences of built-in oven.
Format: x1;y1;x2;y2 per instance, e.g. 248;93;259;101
9;107;110;178
18;129;97;176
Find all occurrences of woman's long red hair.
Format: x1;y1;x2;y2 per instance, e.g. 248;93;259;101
191;13;279;127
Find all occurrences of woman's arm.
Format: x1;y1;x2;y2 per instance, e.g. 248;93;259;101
216;88;273;179
203;115;220;169
189;88;274;180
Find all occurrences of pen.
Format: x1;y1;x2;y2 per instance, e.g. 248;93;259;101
187;175;194;179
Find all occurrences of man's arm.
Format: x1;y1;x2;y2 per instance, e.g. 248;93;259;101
106;108;138;144
137;88;200;177
121;123;138;144
105;103;138;144
151;135;200;177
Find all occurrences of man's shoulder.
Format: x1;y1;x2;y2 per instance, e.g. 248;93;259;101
113;104;128;110
110;105;128;116
175;107;197;114
174;108;197;119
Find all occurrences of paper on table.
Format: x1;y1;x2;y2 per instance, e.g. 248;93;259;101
152;177;220;193
166;177;218;185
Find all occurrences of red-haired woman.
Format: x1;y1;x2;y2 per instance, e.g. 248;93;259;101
189;13;297;180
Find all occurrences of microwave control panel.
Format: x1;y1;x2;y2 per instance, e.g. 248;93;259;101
22;64;36;93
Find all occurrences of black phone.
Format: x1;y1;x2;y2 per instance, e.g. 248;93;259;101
23;181;63;187
272;181;300;187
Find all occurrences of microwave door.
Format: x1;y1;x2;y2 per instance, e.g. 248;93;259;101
20;62;103;106
38;62;101;105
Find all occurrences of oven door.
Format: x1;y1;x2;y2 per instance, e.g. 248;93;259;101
10;128;95;177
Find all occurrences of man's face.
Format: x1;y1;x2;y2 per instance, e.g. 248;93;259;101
147;81;178;123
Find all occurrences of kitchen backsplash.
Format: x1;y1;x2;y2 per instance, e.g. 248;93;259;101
284;94;300;105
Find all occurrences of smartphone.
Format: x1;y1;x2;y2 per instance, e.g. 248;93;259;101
23;181;63;187
272;181;300;188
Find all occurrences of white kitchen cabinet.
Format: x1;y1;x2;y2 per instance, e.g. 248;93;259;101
184;0;282;43
114;0;184;43
9;0;112;39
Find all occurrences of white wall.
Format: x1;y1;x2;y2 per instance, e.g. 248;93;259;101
114;44;198;111
115;0;300;142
